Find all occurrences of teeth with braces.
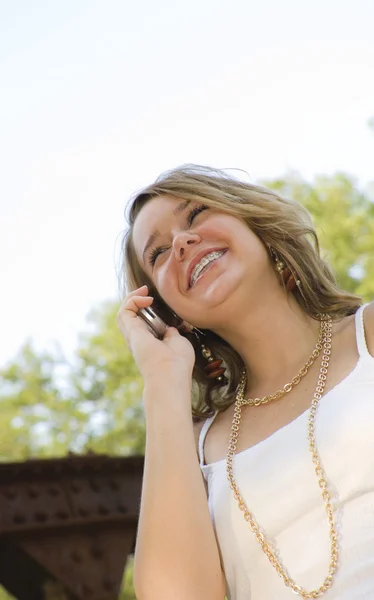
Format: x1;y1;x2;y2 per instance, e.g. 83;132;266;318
190;251;226;287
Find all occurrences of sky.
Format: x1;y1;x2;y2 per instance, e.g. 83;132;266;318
1;0;373;367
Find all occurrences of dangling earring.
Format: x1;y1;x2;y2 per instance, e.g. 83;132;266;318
191;328;227;385
270;247;301;291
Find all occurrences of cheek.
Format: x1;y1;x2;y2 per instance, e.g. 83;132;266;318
154;262;177;295
202;216;234;237
208;218;261;256
204;214;252;244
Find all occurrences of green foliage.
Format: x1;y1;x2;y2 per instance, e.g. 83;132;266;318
0;171;373;599
119;555;137;600
0;342;78;460
72;302;146;456
0;303;145;461
263;172;374;301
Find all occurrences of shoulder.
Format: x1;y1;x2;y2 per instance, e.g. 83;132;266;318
363;301;374;356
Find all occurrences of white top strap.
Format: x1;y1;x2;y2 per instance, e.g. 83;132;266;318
198;411;219;467
355;303;370;358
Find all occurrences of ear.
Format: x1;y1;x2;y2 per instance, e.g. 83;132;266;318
364;301;374;357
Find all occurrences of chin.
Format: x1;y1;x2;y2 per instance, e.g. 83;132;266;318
193;273;241;310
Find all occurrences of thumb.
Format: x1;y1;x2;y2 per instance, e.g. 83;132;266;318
163;326;180;339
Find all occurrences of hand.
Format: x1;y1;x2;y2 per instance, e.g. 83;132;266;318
117;285;196;382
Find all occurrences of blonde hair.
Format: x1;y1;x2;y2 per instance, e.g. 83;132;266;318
119;165;362;419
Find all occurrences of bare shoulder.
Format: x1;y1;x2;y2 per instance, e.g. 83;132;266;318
364;301;374;356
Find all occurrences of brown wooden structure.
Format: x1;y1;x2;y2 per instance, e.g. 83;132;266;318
0;454;144;600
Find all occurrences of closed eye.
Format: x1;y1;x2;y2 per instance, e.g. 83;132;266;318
148;244;169;266
147;204;209;267
186;204;209;226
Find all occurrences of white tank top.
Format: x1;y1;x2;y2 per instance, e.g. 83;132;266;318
198;303;374;600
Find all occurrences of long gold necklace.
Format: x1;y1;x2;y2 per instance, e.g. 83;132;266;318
226;315;338;598
244;318;325;407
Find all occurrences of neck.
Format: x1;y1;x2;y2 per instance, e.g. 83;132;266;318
214;294;321;392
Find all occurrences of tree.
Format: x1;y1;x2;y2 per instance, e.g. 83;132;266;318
0;342;79;460
263;172;374;301
70;301;146;456
0;305;145;461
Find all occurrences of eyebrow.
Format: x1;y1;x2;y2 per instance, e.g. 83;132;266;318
142;200;191;263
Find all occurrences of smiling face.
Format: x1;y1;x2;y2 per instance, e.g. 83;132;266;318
132;195;276;330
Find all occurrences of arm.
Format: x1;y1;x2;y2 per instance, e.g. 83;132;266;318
133;377;226;600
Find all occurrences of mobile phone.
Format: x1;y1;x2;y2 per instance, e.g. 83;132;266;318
138;302;189;339
137;306;169;339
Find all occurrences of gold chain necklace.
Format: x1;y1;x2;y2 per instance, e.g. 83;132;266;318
244;318;325;407
226;315;338;598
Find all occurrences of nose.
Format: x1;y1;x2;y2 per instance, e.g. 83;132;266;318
173;231;200;260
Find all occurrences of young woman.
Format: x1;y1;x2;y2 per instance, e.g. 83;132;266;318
117;165;374;600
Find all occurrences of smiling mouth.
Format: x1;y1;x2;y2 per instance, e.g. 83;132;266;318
189;250;227;289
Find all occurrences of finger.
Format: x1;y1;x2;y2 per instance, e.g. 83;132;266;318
162;326;180;339
119;286;150;314
117;295;154;345
123;294;154;314
126;285;149;298
118;295;153;322
119;286;151;314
